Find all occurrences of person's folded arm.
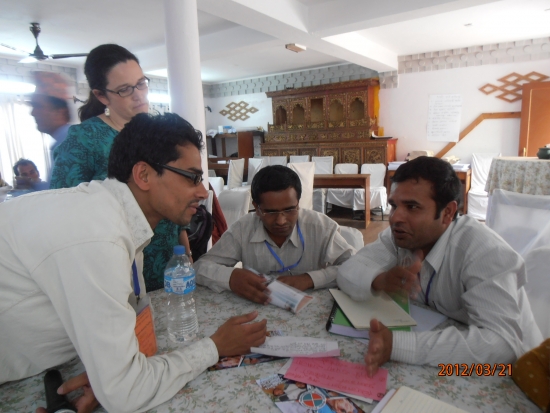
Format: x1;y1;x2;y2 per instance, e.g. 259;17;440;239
34;242;219;413
194;227;243;292
337;227;398;300
393;250;534;366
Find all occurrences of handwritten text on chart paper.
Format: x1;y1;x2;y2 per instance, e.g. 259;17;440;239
284;357;388;401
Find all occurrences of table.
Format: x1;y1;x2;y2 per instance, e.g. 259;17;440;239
314;174;371;227
386;169;472;214
485;157;550;195
0;286;538;413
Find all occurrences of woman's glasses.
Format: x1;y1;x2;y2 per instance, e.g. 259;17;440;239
105;77;149;98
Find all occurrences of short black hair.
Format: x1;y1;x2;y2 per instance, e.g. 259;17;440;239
13;158;38;176
392;156;460;219
107;113;203;183
251;165;302;204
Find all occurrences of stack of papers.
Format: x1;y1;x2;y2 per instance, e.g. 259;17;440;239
388;161;406;170
452;163;470;171
251;336;340;358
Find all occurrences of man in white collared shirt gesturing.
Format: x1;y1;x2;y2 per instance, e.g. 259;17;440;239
337;156;542;377
195;165;355;304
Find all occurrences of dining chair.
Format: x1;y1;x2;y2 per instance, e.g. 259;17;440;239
288;162;315;210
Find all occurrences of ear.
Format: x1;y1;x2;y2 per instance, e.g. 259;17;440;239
131;161;152;191
252;201;260;217
92;89;109;107
441;200;458;225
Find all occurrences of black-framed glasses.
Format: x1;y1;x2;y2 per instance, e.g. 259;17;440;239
153;163;203;186
105;77;149;98
257;204;300;218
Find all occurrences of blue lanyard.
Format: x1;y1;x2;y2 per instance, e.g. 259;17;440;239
264;222;305;273
418;269;436;306
132;260;140;305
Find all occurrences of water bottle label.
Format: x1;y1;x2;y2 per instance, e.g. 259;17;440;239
164;275;196;294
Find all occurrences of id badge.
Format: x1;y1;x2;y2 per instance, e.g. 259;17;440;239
133;294;158;357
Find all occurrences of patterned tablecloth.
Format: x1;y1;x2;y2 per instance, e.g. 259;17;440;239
485;157;550;195
0;286;539;413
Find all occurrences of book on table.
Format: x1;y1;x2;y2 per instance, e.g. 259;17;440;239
326;302;412;339
329;289;416;330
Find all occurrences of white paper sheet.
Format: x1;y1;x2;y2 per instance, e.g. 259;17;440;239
251;336;340;358
426;94;462;142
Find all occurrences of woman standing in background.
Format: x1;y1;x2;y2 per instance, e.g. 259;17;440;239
51;44;190;291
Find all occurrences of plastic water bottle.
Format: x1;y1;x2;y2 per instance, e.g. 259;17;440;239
164;245;199;343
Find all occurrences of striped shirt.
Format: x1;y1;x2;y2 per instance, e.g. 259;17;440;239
337;215;542;365
195;209;355;292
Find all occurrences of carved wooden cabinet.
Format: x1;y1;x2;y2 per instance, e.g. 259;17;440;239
263;79;397;166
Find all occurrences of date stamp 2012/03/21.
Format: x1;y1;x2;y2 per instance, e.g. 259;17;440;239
438;363;512;377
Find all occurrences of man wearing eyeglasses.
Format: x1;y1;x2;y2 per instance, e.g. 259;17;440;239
194;165;355;304
0;113;267;412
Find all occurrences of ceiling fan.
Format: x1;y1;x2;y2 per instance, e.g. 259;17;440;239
0;23;88;63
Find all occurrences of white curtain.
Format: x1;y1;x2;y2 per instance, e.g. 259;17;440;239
0;94;52;186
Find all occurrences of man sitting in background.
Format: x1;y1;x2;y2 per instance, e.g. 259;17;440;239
337;156;542;377
195;165;355;304
0;113;266;412
12;158;48;191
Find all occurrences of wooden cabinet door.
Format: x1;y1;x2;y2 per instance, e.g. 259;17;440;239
519;82;550;156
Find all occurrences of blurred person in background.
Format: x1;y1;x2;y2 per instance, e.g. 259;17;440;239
13;158;48;191
50;43;191;292
29;71;72;181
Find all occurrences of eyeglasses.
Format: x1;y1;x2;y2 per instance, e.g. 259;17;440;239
105;77;149;98
257;204;300;218
153;163;203;186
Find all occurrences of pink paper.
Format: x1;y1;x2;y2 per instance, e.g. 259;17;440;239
284;357;388;401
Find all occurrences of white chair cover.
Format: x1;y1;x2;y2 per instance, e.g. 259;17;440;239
290;155;310;163
217;188;251;228
227;158;245;190
486;189;550;257
247;158;265;185
208;170;216;177
288;162;315;210
312;156;334;214
339;226;364;250
353;163;388;211
326;164;358;208
523;247;550;338
209;177;224;197
467;153;499;220
268;156;288;166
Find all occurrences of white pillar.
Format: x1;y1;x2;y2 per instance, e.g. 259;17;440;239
163;0;208;186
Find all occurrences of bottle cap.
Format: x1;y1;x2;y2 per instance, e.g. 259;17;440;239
173;245;185;255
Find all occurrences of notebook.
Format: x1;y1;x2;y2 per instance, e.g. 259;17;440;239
378;386;469;413
329;289;416;330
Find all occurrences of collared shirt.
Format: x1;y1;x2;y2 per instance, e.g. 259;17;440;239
195;208;355;292
0;179;218;412
49;116;187;291
337;215;542;366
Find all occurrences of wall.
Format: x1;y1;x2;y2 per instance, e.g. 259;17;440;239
379;59;550;164
204;92;273;156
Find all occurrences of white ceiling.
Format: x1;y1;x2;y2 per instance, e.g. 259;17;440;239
0;0;549;84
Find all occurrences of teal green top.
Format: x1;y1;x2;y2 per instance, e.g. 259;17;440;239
50;116;186;291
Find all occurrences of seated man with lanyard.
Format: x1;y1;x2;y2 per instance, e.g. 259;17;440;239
194;165;355;304
337;156;542;377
